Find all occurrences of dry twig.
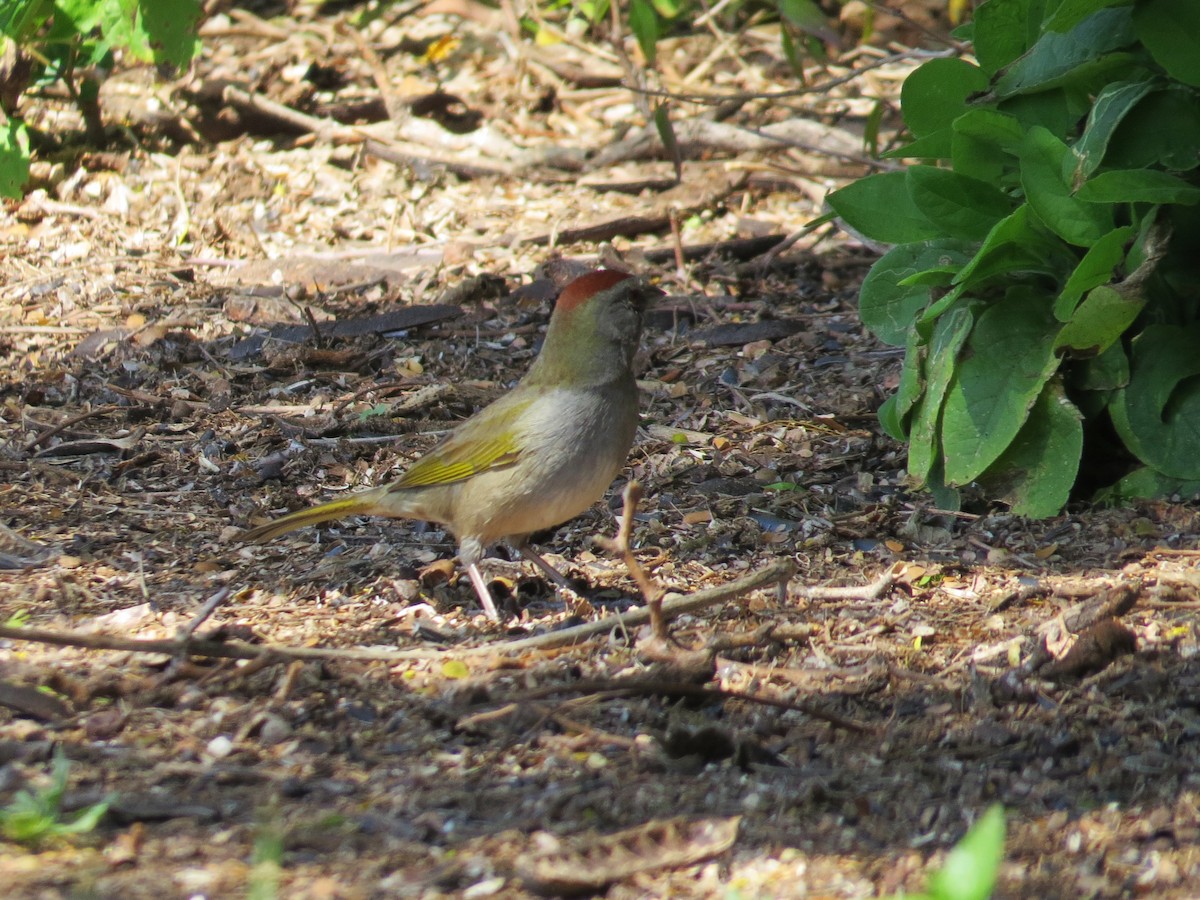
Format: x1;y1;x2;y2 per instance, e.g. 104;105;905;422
793;566;898;602
595;481;667;638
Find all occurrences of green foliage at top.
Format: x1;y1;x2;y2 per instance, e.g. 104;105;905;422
0;0;200;72
828;0;1200;515
0;0;202;197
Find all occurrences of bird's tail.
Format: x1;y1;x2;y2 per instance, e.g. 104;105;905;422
240;493;383;544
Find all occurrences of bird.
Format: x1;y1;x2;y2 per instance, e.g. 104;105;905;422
240;269;661;620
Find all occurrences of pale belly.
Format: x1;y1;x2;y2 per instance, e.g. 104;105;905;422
413;383;638;547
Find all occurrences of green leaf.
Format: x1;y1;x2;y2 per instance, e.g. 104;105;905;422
1054;284;1145;355
941;290;1062;485
0;0;54;42
951;110;1026;154
578;0;610;25
1054;226;1134;321
909;305;974;486
992;7;1138;98
1072;79;1158;178
1097;467;1200;503
884;128;954;160
779;27;803;78
858;240;977;346
356;403;391;422
98;0;149;60
1105;87;1200;169
972;0;1042;77
763;481;803;492
1111;324;1200;479
926;461;962;511
927;805;1006;900
1020;126;1113;246
1045;0;1130;34
1074;340;1129;392
135;0;202;69
907;166;1015;242
777;0;827;34
55;0;106;31
1076;169;1200;205
654;103;681;182
948;204;1050;292
998;87;1082;137
900;58;989;138
55;795;111;835
1125;204;1165;273
863;99;885;159
628;0;659;64
878;394;905;441
0;119;30;198
977;378;1082;517
1133;0;1200;87
951;108;1025;182
0;751;112;845
827;171;941;244
900;266;966;288
3;607;29;628
888;325;929;438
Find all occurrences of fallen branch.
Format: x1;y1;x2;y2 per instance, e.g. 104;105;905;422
463;556;796;654
0;558;795;662
793;566;898;602
490;679;871;733
220;85;516;179
588;118;879;171
520;169;748;246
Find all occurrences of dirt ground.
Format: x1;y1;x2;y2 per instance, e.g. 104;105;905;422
1;4;1200;899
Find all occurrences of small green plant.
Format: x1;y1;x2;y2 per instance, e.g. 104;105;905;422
828;0;1200;514
0;117;30;196
0;750;112;846
356;402;392;423
246;806;284;900
0;0;203;197
898;805;1006;900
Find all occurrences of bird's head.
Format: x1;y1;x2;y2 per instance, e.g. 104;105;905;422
530;270;662;387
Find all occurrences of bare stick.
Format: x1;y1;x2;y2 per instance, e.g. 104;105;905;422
794;567;898;602
28;405;119;449
595;481;668;638
176;586;233;644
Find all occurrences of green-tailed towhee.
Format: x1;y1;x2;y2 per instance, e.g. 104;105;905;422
240;269;660;620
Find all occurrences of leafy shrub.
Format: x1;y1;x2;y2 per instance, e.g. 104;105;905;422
0;0;202;197
828;0;1200;515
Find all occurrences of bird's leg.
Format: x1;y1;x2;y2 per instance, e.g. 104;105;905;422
465;561;501;621
518;544;576;592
